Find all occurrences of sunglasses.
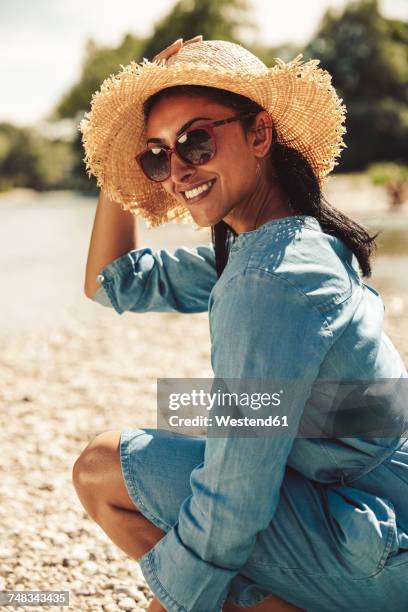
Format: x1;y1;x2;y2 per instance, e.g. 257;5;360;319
136;112;257;182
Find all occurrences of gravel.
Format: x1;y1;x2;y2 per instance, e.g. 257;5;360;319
0;309;211;611
0;285;406;611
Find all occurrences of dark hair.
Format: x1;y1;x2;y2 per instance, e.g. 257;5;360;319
144;85;379;279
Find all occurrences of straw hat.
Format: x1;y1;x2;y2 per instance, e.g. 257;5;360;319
79;40;346;228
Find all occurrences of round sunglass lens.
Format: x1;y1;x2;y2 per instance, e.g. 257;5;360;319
140;148;170;181
176;129;213;165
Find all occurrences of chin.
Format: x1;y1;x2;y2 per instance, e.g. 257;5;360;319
187;209;221;228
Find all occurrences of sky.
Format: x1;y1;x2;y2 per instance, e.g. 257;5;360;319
0;0;407;127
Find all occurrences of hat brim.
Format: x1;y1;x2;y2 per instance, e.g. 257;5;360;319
80;55;346;228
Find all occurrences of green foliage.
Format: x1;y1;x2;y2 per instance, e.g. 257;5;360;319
51;34;146;192
254;43;302;67
368;163;408;186
52;0;254;192
141;0;254;60
304;0;408;171
2;0;407;193
55;34;145;120
368;162;408;207
0;123;75;192
55;0;253;121
69;131;98;194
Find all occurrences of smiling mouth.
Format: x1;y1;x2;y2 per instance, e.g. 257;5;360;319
181;179;216;203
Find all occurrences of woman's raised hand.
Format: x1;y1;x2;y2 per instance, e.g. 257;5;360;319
152;35;203;64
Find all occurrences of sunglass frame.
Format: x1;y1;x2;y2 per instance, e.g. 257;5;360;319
135;112;258;182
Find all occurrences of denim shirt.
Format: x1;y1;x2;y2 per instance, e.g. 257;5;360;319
91;215;408;611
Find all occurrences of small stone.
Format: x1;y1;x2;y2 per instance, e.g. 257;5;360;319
118;598;137;610
124;588;146;602
61;523;78;536
39;483;55;491
102;581;117;590
70;546;89;561
69;579;82;590
134;591;148;605
82;560;99;574
134;564;145;584
103;605;117;612
113;585;132;595
71;568;86;580
30;541;48;551
0;548;13;558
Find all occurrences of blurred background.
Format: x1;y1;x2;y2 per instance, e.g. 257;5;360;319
0;0;407;331
0;1;407;609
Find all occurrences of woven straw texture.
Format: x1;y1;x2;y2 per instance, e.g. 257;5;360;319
79;40;346;228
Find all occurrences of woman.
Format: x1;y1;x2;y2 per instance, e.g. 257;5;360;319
73;38;408;611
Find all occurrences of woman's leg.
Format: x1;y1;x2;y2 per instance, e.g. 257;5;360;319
72;430;166;559
72;431;302;611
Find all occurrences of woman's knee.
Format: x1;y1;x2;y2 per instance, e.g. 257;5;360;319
73;430;121;486
72;430;136;517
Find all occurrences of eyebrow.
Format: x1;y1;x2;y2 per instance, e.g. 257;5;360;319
146;116;211;145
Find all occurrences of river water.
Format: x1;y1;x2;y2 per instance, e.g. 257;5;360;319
0;190;406;333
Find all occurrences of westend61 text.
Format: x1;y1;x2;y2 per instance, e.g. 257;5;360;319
168;415;289;427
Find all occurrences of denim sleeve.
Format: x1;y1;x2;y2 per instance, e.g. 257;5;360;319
90;243;217;314
138;269;333;611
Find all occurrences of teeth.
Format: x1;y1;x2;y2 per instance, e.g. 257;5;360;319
184;181;213;200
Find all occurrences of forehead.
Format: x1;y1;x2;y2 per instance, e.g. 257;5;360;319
145;94;229;136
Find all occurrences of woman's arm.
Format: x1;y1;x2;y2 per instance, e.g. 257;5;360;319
84;35;207;311
90;241;217;314
136;270;333;611
84;191;217;314
84;188;137;299
84;184;217;316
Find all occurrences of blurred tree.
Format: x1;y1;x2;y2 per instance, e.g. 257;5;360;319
69;131;99;194
0;123;75;192
0;124;40;190
48;0;407;192
254;43;302;67
54;34;145;193
368;162;408;209
55;0;254;121
141;0;254;59
53;0;255;192
55;34;145;120
304;0;408;171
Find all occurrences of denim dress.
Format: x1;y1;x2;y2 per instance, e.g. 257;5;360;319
91;215;408;611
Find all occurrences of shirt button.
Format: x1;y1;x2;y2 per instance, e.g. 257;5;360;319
96;273;105;284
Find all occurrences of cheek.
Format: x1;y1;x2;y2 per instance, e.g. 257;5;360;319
217;136;251;184
218;157;253;199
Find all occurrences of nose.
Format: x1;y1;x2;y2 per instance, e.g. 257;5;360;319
170;150;196;185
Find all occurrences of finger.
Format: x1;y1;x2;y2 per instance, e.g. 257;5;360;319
165;38;184;50
183;35;203;45
153;38;183;62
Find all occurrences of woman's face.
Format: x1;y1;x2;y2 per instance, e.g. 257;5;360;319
145;94;260;227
